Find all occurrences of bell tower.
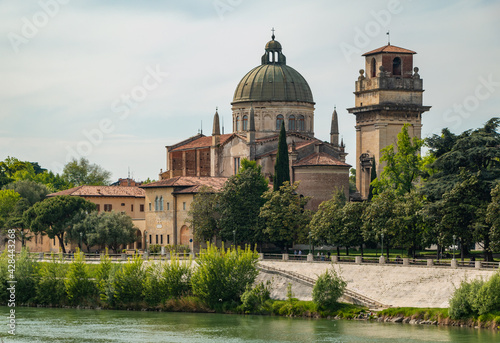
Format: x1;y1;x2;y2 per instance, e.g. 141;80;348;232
347;44;431;199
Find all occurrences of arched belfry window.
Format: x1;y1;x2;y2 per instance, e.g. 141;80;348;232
392;57;401;76
242;115;248;131
371;58;376;77
289;115;296;131
236;116;239;131
298;115;305;131
276;115;284;130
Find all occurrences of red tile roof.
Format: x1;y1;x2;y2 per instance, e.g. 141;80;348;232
362;44;416;56
170;134;234;152
141;176;228;191
257;140;317;158
48;186;145;198
293;152;351;167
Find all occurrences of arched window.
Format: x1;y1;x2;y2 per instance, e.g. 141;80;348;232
288;115;296;131
371;58;376;77
392;57;401;76
236;116;239;131
276;115;284;130
159;196;163;211
298;115;305;131
242;115;248;131
154;196;159;211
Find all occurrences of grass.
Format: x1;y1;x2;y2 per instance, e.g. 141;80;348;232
378;307;449;321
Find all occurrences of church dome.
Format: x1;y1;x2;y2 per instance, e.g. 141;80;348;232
232;35;314;105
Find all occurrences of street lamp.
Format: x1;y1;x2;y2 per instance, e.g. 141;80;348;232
381;233;384;258
452;234;456;260
145;230;148;253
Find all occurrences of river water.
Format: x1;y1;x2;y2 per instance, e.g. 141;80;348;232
2;307;499;343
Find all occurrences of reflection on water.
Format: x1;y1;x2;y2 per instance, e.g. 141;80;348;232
2;307;499;343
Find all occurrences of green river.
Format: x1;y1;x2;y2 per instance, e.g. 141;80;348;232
2;307;499;342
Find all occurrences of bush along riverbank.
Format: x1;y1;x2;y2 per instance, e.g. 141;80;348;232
2;247;499;329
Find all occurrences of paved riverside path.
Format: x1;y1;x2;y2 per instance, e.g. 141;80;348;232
257;260;497;308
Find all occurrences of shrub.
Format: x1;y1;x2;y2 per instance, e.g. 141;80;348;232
191;243;258;308
148;244;161;254
14;249;39;304
95;251;113;302
36;254;67;305
473;273;500;315
65;250;97;306
312;267;346;309
113;254;145;306
0;249;10;303
449;278;484;319
240;281;271;313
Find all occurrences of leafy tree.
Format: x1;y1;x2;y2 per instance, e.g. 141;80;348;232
0;189;20;229
487;183;500;251
309;191;346;254
13;249;39;304
65;251;96;305
187;186;220;243
260;182;312;250
74;211;137;253
362;190;397;259
341;201;368;256
32;171;73;192
62;157;111;186
23;195;96;253
218;159;269;245
367;158;377;200
273;121;290;191
371;124;425;196
113;254;145;307
191;244;258;308
348;168;356;194
3;179;49;206
312;268;346;309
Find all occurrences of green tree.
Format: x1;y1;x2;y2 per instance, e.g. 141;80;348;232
218;159;269;245
75;211;137;253
368;158;377;200
273;121;290;191
36;254;67;305
62;158;111;186
113;254;145;307
23;195;96;253
309;191;346;254
65;251;96;305
260;182;312;250
371;124;425;196
341;201;368;256
348;168;356;194
487;183;500;251
0;189;21;229
187;186;220;243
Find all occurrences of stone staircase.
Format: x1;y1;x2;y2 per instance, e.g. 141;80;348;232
257;263;388;310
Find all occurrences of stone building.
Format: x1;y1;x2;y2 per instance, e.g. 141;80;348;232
160;34;351;210
347;44;431;199
24;185;146;252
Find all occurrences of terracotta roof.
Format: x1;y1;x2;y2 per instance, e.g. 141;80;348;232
293;152;351;167
48;186;145;198
362;44;416;56
141;176;228;191
257;140;318;158
170;134;234;152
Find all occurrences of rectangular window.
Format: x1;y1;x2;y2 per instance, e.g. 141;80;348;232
121;203;125;206
40;235;43;244
156;235;158;244
53;238;56;245
167;202;170;210
149;203;152;211
131;204;134;212
160;235;163;244
140;204;145;212
104;204;112;212
35;235;38;244
234;157;241;174
149;235;152;245
183;202;186;211
167;235;170;244
96;204;100;212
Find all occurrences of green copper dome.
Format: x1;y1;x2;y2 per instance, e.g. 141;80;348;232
232;36;314;104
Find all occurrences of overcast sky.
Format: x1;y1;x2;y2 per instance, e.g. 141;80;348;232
1;0;499;182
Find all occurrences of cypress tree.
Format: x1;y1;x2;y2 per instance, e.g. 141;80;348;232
368;158;377;201
273;121;290;191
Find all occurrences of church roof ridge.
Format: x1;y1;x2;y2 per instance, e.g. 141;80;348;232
293;152;351;167
362;44;416;56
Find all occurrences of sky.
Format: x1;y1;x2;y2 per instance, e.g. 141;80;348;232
1;0;499;182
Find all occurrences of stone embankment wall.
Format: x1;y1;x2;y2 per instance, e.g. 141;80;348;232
257;261;497;308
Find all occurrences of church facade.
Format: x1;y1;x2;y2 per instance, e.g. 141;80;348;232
158;34;351;210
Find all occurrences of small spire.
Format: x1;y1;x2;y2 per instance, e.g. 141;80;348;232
271;27;275;40
330;107;339;147
386;30;390;45
212;108;220;136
